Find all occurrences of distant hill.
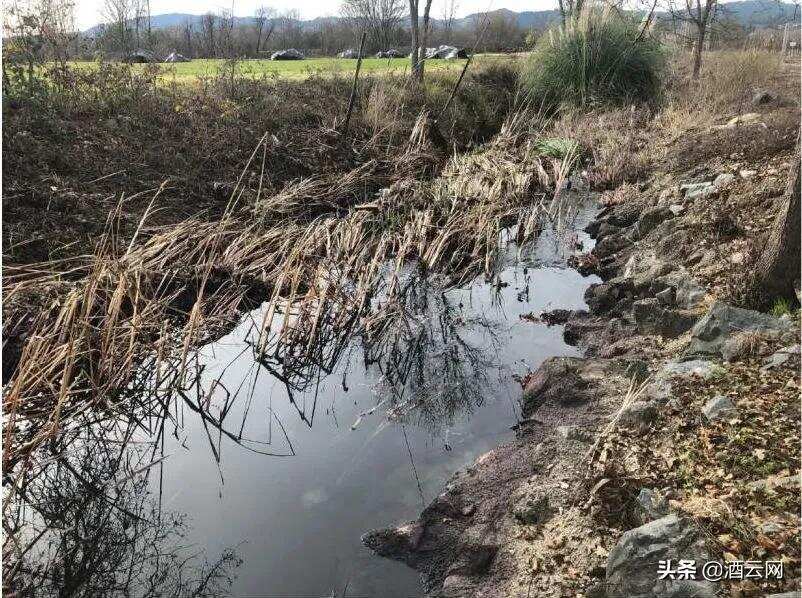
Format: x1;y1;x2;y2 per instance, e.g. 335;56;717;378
84;0;798;36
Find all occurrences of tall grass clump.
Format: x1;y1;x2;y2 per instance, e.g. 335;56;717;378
521;8;664;110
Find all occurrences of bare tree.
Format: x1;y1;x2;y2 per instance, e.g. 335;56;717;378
254;5;276;55
201;11;216;57
341;0;404;51
440;0;458;43
181;17;194;57
409;0;433;81
101;0;133;54
664;0;718;78
218;7;235;57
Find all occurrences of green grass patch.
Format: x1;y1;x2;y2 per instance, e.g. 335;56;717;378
65;56;515;82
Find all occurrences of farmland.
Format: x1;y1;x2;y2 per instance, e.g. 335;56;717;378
68;54;518;81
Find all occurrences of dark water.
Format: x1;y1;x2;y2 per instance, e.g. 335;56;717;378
9;202;599;597
154;208;600;597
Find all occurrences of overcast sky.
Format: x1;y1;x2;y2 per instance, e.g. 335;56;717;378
74;0;561;30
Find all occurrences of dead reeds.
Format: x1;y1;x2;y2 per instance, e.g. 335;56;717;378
2;102;578;484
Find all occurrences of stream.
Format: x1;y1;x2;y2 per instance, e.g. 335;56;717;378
12;199;600;597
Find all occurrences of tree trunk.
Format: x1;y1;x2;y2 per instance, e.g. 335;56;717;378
691;23;705;79
419;0;433;81
752;136;801;307
409;0;421;81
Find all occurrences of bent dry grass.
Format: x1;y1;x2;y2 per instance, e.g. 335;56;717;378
2;104;578;482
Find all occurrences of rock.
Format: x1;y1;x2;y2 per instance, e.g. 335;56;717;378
655;287;675;306
337;48;359;58
723;112;762;127
540;308;572;325
752;89;775;105
585;279;634;314
713;173;736;189
659;359;721;380
619;401;658;434
513;486;551;525
685;301;794;358
668;204;684;216
361;521;424;558
636;206;674;238
596;222;623;240
606;514;716;598
522;357;589;416
702;395;737;422
739;169;757;179
556;424;590;441
632;298;697;338
764;593;800;598
761;344;801;371
681;181;716;200
623;251;674;291
674;275;706;309
595;234;629;259
635;488;669;523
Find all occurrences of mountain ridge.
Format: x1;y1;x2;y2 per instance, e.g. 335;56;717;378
84;0;798;36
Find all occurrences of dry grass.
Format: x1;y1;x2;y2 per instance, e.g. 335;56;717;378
2;104;577;474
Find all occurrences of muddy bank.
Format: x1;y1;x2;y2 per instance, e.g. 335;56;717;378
362;161;800;597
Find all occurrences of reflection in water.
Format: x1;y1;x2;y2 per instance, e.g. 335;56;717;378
3;413;242;597
5;198;599;597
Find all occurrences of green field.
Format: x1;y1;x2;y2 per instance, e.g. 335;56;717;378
72;55;517;81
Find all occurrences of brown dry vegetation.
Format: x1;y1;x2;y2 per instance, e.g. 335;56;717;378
3;60;583;474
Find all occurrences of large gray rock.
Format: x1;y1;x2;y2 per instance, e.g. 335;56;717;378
659;359;722;380
606;514;716;598
632;298;698;338
522;357;589;416
686;302;794;358
636;207;675;238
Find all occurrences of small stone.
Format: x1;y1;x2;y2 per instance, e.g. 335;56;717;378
619;401;658;434
730;251;745;264
713;173;736;189
726;112;762;126
702;395;737;422
556;425;590;441
681;181;716;200
461;504;476;517
668;204;684;216
513;487;551;525
739;169;757;179
655;287;675;306
759;521;783;534
751;89;775;105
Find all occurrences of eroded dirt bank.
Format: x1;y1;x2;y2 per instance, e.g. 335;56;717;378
363;87;800;598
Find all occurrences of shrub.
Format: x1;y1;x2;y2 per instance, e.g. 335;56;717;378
520;8;664;110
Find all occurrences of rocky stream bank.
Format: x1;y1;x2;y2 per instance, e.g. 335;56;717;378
363;166;801;597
